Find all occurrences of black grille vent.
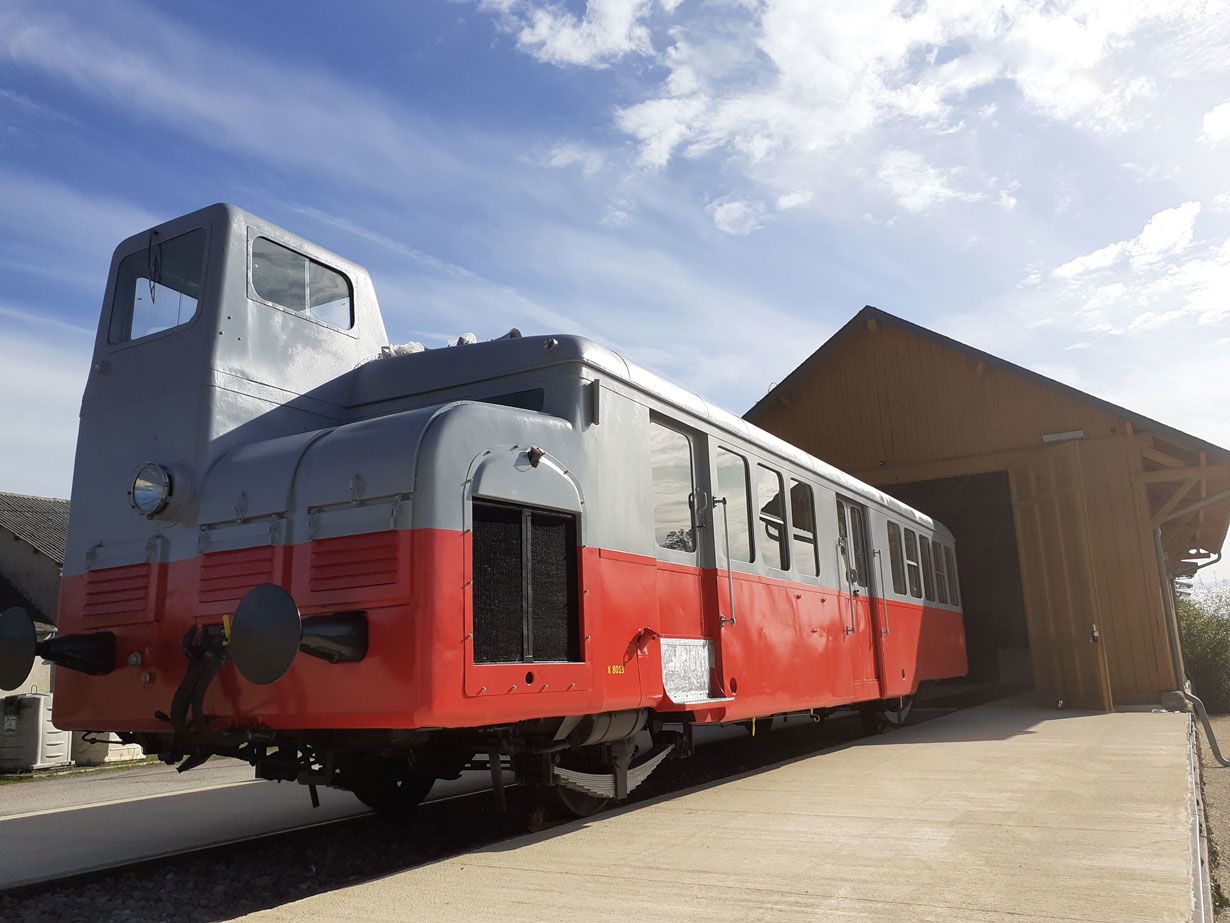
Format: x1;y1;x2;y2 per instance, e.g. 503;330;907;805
472;500;580;664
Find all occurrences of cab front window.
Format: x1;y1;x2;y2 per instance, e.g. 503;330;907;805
108;228;206;344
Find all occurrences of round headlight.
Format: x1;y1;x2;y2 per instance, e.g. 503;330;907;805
130;463;172;516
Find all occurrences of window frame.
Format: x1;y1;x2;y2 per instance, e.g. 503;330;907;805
755;463;790;572
648;418;699;556
903;528;923;599
886;521;907;595
715;446;755;564
247;233;357;335
944;545;961;606
788;478;820;578
107;226;210;349
919;537;936;602
932;539;950;604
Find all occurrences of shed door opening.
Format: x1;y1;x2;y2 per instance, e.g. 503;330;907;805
887;472;1031;687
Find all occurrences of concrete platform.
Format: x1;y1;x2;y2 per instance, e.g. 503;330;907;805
252;698;1199;922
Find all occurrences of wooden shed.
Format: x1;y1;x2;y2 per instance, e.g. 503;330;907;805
745;307;1230;709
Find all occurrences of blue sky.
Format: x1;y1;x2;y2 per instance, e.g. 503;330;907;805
1;0;1228;583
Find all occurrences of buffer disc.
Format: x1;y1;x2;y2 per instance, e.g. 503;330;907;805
229;584;302;685
0;607;37;691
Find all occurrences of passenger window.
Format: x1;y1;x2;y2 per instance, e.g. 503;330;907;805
903;529;923;598
886;522;906;595
108;228;206;344
251;237;353;329
789;480;819;577
933;540;950;604
715;448;753;562
649;421;696;553
944;546;960;606
756;465;789;570
919;538;936;601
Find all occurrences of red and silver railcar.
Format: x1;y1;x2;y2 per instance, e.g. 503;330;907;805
0;205;966;814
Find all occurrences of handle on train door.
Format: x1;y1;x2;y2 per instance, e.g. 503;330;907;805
873;549;890;638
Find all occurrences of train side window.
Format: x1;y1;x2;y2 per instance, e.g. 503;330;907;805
944;546;961;606
715;447;754;562
649;421;697;553
789;480;819;577
903;529;923;598
108;228;206;344
919;538;936;601
251;236;354;330
932;540;950;604
848;505;869;587
886;522;906;595
756;464;789;570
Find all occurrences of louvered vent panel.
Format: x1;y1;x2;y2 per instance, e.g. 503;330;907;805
471;501;579;664
309;531;399;593
83;564;151;619
198;546;276;605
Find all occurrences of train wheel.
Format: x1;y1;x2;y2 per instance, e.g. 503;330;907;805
548;782;610;818
349;763;435;818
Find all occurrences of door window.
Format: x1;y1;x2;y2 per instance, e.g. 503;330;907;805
789;480;819;577
251;237;353;329
649;421;697;553
715;447;753;562
756;464;789;570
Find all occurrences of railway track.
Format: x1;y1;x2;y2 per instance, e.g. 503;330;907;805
0;698;981;921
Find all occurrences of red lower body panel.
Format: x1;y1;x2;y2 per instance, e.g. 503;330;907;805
53;529;965;732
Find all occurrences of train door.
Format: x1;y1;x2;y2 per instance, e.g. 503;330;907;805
836;497;879;694
648;417;732;705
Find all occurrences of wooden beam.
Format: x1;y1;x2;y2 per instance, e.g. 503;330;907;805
1136;463;1230;484
1151;478;1200;529
1141;446;1187;469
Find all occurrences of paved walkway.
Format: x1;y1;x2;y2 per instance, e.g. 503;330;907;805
253;698;1198;922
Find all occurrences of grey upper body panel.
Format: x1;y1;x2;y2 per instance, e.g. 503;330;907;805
63;204;951;606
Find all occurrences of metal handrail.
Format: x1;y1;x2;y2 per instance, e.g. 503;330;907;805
713;497;736;627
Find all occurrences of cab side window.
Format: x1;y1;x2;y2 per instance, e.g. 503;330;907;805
251;237;354;330
108;228;206;344
649;421;697;553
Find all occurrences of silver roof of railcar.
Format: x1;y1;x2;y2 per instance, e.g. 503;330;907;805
406;334;939;533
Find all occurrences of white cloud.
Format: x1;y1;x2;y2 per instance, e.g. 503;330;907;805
775;190;812;211
1200;100;1230;143
708;198;766;236
544;142;605;175
480;0;656;67
876;150;984;213
1053;202;1201;278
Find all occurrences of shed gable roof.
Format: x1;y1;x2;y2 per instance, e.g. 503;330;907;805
746;306;1229;462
